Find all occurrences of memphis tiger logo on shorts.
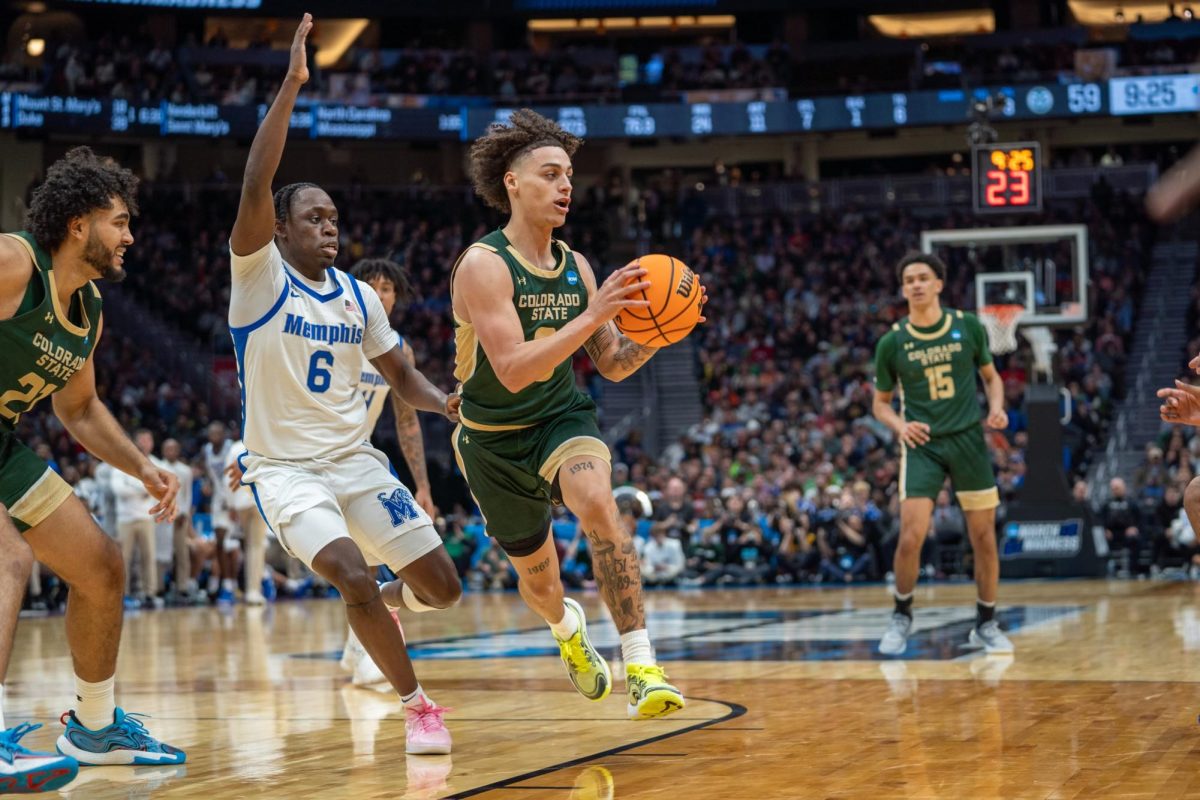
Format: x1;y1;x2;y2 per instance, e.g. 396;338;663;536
378;487;420;526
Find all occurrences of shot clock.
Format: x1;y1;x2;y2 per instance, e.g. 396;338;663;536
972;142;1043;215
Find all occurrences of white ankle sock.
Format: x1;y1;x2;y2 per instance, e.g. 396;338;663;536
398;583;437;614
74;675;116;730
401;684;431;709
548;603;580;640
621;629;654;666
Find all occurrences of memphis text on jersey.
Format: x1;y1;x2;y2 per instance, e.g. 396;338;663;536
905;340;964;368
517;291;582;322
33;331;86;380
283;313;363;346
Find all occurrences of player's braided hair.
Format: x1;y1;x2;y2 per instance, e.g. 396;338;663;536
273;181;322;222
349;258;414;306
26;146;139;253
468;108;582;213
895;251;947;283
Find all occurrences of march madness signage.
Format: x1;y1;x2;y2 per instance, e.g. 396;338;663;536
1002;519;1085;559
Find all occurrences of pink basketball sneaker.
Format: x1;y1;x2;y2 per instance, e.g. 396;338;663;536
404;699;451;755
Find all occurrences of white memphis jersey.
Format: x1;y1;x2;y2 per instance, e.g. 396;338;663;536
229;241;398;460
359;360;391;437
202;440;232;505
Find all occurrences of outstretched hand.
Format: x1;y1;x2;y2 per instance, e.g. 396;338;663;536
287;13;313;85
1158;380;1200;427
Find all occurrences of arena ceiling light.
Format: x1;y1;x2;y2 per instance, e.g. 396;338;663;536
528;14;734;32
869;10;996;37
1068;0;1187;24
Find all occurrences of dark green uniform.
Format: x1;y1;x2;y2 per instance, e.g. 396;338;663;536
0;232;102;530
873;308;999;510
450;229;610;551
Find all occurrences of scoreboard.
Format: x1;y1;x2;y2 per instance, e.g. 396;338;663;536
972;142;1043;215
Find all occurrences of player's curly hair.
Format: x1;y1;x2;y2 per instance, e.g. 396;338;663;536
273;181;323;222
26;146;139;253
350;258;414;306
468;108;582;213
895;251;947;283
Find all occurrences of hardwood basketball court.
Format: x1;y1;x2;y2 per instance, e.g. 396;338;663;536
9;579;1200;799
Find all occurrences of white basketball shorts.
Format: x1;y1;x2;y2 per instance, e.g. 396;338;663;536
239;443;441;571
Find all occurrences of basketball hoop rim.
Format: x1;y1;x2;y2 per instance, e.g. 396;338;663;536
979;303;1027;324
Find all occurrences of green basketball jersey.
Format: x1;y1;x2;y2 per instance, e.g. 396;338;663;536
0;232;102;431
451;228;592;430
873;308;991;437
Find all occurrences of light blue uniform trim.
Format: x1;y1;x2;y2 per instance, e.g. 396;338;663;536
229;281;290;438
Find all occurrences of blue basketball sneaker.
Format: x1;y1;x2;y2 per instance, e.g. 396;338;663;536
56;709;185;766
0;722;78;793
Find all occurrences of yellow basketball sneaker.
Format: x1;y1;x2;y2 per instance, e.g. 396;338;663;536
626;664;685;720
555;598;612;701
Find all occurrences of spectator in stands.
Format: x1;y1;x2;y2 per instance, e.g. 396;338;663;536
642;524;686;586
1101;477;1146;576
111;429;162;606
818;510;873;583
160;439;197;602
931;489;967;576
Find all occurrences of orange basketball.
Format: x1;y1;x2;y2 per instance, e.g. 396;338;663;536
613;254;703;347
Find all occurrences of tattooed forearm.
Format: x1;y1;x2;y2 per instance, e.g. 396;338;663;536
585;528;646;633
584;323;657;378
611;335;656;373
392;396;430;494
583;324;614;364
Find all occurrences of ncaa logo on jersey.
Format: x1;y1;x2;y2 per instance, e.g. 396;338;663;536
566;270;579;286
378;487;420;527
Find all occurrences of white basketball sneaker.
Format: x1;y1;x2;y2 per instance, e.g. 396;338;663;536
878;612;913;656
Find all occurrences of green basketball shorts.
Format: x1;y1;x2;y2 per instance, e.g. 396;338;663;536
0;428;74;531
900;424;999;510
451;406;610;551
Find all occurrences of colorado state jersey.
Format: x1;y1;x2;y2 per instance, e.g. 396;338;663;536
450;228;592;430
873;308;991;437
0;232;102;430
228;240;398;460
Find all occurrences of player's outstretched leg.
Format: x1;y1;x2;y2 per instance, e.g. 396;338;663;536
557;456;684;720
879;497;934;656
964;507;1013;654
21;499;185;766
311;538;452;754
506;532;612;702
0;509;79;792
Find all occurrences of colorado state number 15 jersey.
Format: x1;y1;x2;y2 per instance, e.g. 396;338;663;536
229;240;398;460
873;308;991;437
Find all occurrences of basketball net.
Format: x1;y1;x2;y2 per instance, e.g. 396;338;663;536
979;304;1024;355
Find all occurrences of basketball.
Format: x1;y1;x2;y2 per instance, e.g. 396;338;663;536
613;254;704;347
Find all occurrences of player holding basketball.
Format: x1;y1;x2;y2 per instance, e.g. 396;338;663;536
0;146;185;792
230;15;461;753
873;253;1014;656
396;108;687;718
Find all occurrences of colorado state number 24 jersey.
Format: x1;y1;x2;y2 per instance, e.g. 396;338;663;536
873;308;991;437
229;241;398;460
